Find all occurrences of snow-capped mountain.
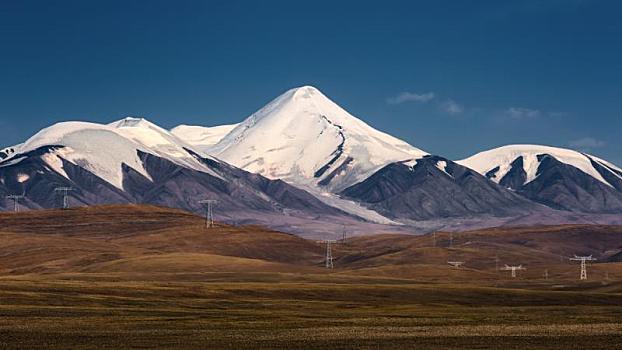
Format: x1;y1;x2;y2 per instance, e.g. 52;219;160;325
171;123;238;153
459;145;622;213
176;86;621;223
1;87;621;235
4;118;220;189
0;117;361;234
209;86;428;192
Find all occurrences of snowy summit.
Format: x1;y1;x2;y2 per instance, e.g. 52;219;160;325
208;86;428;192
459;144;622;188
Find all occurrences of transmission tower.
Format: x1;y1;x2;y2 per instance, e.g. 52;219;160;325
544;269;549;280
569;255;596;280
198;199;217;228
432;232;436;247
341;225;347;244
318;240;336;268
54;187;72;209
501;264;526;278
5;194;25;212
447;261;464;269
449;232;454;248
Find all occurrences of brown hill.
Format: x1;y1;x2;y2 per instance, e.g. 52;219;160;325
0;205;324;275
1;205;622;285
2;205;622;349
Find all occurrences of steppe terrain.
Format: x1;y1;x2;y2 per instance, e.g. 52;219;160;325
1;205;622;349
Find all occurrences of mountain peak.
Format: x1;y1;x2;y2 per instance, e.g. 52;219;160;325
289;85;321;99
109;116;156;129
244;85;340;126
211;86;427;191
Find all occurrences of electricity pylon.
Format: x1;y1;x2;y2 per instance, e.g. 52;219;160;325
54;187;72;209
198;199;217;228
318;240;336;268
501;264;526;278
448;261;464;269
569;255;596;280
5;194;24;212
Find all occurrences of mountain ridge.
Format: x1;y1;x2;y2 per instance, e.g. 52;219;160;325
1;86;621;235
459;144;622;213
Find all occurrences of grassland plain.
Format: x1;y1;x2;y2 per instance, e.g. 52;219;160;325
1;205;622;349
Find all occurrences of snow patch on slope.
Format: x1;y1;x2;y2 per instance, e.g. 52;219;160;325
0;144;20;160
403;159;419;168
435;160;453;178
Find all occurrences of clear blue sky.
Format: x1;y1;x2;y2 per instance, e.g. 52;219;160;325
1;0;621;165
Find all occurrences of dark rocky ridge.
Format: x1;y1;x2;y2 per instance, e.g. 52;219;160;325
518;155;622;213
340;155;543;221
487;154;622;213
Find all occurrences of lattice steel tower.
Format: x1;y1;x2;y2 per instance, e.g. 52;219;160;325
501;264;526;278
198;199;217;228
569;255;596;280
54;187;72;209
318;240;336;269
447;261;464;269
5;194;25;212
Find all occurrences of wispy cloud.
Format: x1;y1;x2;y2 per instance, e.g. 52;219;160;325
440;99;464;115
499;107;567;122
569;137;606;152
504;107;541;120
387;91;435;105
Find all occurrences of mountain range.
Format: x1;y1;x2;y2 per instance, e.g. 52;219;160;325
1;86;621;237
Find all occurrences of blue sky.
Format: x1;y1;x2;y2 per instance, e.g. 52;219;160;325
1;0;621;165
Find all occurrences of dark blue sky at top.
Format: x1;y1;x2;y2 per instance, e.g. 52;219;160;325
1;0;621;164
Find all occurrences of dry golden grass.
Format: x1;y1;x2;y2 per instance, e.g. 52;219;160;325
1;205;622;348
1;276;622;349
